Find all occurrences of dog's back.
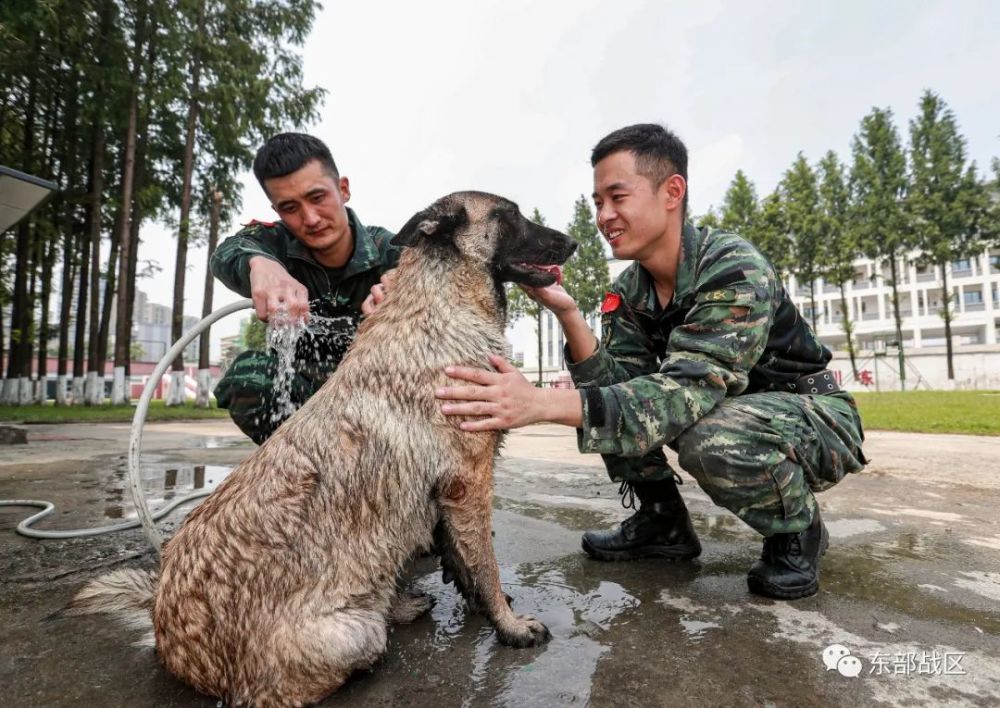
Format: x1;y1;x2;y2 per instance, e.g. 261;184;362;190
73;192;575;707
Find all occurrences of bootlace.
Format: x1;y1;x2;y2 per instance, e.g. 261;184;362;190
619;472;684;510
618;480;636;510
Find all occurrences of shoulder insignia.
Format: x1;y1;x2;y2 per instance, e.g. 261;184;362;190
600;292;622;314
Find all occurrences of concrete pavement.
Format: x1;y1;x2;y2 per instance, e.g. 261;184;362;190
2;421;999;707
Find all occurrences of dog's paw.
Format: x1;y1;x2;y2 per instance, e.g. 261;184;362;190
496;615;551;648
390;590;436;624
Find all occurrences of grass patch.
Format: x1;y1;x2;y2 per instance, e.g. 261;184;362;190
853;390;1000;436
0;400;231;424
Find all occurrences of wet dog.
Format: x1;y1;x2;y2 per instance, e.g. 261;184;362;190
68;192;577;707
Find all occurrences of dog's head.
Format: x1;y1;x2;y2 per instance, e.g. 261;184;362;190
391;192;577;287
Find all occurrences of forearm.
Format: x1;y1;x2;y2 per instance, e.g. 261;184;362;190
536;387;584;427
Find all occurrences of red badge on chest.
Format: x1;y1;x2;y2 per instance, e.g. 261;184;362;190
600;293;621;314
244;218;277;228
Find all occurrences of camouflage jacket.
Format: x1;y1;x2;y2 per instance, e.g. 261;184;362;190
211;208;400;373
211;207;400;321
568;222;831;458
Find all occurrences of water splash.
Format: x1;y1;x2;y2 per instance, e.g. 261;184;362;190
267;305;308;422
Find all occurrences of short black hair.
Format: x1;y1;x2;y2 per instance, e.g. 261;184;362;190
591;123;689;214
252;133;339;191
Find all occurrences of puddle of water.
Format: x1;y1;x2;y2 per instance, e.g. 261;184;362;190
409;555;640;707
679;618;722;639
826;518;887;538
953;572;1000;602
102;462;234;520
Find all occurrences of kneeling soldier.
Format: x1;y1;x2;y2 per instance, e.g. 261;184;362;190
436;123;866;600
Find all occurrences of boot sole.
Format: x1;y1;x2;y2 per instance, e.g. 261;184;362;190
581;538;701;562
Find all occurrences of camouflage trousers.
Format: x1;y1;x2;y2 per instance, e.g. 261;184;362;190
214;350;330;444
603;391;866;537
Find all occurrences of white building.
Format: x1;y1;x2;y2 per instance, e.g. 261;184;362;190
511;245;1000;391
789;246;1000;390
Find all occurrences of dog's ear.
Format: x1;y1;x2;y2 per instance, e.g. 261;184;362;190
392;204;468;247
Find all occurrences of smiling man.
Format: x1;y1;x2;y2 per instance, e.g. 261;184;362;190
438;123;867;600
211;133;399;443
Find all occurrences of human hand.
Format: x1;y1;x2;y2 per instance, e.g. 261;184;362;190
361;269;398;316
248;256;309;322
517;282;579;319
437;355;544;432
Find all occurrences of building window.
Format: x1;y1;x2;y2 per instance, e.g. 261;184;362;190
964;290;983;304
952;258;972;273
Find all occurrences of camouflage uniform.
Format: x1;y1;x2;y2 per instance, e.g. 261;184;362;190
567;223;866;536
211;208;400;443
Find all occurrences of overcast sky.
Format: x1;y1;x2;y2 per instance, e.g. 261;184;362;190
137;0;1000;359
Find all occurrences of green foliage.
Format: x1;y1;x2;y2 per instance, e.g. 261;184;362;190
906;90;986;266
817;150;855;287
695;207;721;230
562;195;610;315
240;315;267;351
745;190;792;280
849;106;910;263
0;0;324;397
719;170;758;234
781;153;824;280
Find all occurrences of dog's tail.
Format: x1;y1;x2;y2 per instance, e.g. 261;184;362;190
64;568;158;647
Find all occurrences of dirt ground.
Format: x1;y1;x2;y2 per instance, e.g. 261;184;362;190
2;421;999;707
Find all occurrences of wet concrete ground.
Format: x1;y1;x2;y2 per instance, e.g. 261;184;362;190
2;421;999;707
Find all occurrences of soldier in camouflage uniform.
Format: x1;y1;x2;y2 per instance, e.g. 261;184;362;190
436;124;866;600
212;133;399;444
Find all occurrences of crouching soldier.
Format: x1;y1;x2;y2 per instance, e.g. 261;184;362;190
436;123;867;599
212;133;399;443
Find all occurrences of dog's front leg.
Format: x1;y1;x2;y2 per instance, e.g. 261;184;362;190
436;468;550;648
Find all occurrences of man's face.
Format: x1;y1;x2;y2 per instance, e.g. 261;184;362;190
592;150;681;262
266;159;352;266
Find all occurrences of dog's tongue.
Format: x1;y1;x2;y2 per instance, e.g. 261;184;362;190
538;264;563;285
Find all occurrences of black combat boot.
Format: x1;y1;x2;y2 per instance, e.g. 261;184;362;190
581;479;702;561
746;508;829;600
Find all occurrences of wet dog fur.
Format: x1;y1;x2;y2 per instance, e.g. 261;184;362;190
67;192;577;707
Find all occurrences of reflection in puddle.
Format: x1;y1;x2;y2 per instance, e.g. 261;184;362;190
414;559;639;707
103;462;233;520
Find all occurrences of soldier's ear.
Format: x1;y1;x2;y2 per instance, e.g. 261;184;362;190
391;203;468;247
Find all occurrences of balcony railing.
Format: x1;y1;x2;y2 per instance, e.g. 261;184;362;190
952;268;974;278
862;312;880;321
963;301;986;312
916;271;936;282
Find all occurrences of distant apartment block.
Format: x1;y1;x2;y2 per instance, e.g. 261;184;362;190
513;245;1000;390
132;289;200;362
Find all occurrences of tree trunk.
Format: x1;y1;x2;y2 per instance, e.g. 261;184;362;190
109;18;145;406
196;190;222;407
36;232;57;404
838;283;859;380
168;2;206;406
888;253;907;391
940;263;955;380
5;65;39;405
94;231;119;403
84;128;106;405
56;79;81;405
